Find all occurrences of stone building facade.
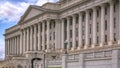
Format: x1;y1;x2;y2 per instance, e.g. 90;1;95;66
3;0;120;68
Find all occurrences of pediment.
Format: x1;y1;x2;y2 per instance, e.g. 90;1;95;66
19;5;45;23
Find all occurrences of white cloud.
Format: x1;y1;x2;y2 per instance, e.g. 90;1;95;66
0;39;5;59
0;2;30;23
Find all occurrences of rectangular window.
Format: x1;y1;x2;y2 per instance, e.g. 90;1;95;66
97;9;99;17
89;12;92;20
97;36;99;44
76;41;78;48
105;20;107;30
105;6;107;15
97;22;99;32
76;15;79;24
40;23;42;32
76;28;78;37
82;39;85;47
114;33;116;41
70;30;72;38
64;31;67;40
114;18;116;28
70;42;72;49
105;35;107;43
64;43;67;49
70;17;73;25
82;14;85;22
89;24;91;34
114;4;116;12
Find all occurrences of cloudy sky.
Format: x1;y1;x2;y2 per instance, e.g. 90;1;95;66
0;0;58;59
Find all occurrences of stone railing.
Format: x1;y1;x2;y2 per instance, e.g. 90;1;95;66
85;50;112;59
48;59;62;65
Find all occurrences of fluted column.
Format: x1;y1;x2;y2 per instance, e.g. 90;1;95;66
119;0;120;44
92;7;97;48
38;23;41;51
109;1;114;45
47;19;50;51
23;30;26;54
72;15;76;50
27;28;29;51
34;25;37;51
20;30;23;55
30;26;33;51
85;10;89;49
14;37;17;55
67;17;70;49
42;22;45;50
100;4;105;47
61;19;64;50
78;13;82;50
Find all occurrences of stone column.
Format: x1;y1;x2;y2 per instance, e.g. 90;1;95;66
112;50;119;68
34;25;37;51
118;0;120;44
20;30;23;55
27;28;29;51
109;1;114;45
78;12;82;50
92;7;97;48
100;4;105;47
30;26;33;51
85;10;89;49
9;39;11;55
38;23;41;51
72;15;76;50
23;30;26;54
7;39;9;55
67;17;70;49
47;19;50;51
42;22;45;50
61;19;65;50
5;40;7;56
14;37;17;55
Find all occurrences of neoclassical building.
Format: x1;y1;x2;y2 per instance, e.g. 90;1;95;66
3;0;120;68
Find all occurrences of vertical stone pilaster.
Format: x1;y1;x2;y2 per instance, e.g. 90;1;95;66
92;7;97;48
118;0;120;44
79;53;84;68
85;10;89;49
30;26;33;51
27;28;29;51
62;54;67;68
112;50;119;68
42;22;45;50
100;4;105;47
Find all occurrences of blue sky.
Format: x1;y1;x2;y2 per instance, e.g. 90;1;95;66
0;0;58;59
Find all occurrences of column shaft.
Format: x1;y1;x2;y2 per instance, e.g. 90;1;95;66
34;25;37;51
100;4;105;47
67;17;70;49
47;20;50;51
92;7;97;48
38;23;41;51
78;13;82;49
72;15;76;50
30;26;33;51
109;1;114;45
20;30;23;55
61;19;65;50
85;10;89;49
27;28;29;51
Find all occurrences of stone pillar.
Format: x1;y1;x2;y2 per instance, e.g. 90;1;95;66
9;39;11;55
78;13;82;50
34;25;37;51
7;39;9;55
62;54;67;68
79;53;84;68
14;37;17;55
100;4;105;47
23;30;26;54
38;23;41;51
67;17;70;49
5;40;7;56
27;28;29;51
72;15;76;50
30;26;33;51
61;19;64;50
42;22;45;50
109;1;114;45
47;19;50;51
112;50;119;68
92;7;97;48
85;10;89;49
20;30;23;55
118;0;120;44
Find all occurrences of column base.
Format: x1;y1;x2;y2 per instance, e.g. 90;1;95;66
108;41;114;46
100;42;105;47
77;46;82;50
91;44;96;48
71;47;75;51
84;45;88;49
